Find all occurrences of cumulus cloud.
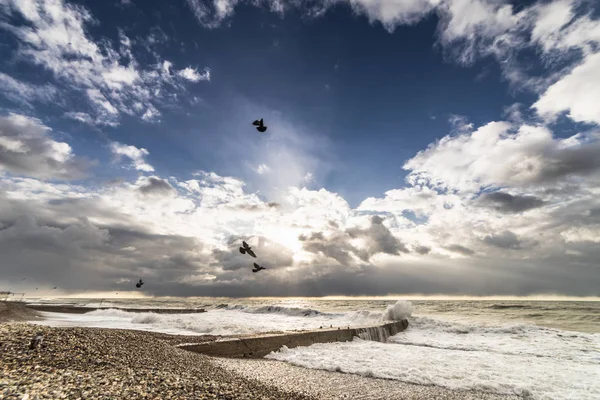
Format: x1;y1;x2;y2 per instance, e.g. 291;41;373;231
109;142;154;172
404;121;600;192
2;0;600;296
299;215;408;265
533;52;600;125
137;176;176;196
0;0;211;126
0;113;91;180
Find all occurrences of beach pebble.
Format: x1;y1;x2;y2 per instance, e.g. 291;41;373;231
1;324;315;400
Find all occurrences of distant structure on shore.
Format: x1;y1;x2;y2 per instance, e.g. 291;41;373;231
1;291;25;301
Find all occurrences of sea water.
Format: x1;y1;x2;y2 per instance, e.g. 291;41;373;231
27;298;600;399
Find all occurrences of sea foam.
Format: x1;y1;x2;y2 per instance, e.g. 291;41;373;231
266;314;600;400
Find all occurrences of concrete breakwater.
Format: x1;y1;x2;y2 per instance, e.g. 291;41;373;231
25;304;206;314
178;319;409;358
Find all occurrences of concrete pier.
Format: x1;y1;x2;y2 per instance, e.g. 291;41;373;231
177;319;409;358
25;304;206;314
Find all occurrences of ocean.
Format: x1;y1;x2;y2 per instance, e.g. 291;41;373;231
25;298;600;399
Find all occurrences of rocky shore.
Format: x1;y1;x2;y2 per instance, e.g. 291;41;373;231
0;323;316;400
1;303;522;400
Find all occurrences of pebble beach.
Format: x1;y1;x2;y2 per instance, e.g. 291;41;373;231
0;302;525;400
0;322;317;400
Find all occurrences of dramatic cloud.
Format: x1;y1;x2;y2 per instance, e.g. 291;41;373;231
1;0;600;297
0;113;91;180
299;215;408;265
404;122;600;192
0;0;211;126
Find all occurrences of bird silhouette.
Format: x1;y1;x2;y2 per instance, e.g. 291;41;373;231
252;263;266;273
252;118;267;133
239;241;257;258
135;279;144;289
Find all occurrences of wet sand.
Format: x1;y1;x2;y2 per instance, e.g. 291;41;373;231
0;301;42;323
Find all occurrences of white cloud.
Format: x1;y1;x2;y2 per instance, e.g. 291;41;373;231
0;0;211;126
181;0;600;129
64;112;93;125
1;0;600;296
533;52;600;125
0;113;91;180
404;121;600;192
0;73;58;107
109;141;154;172
177;67;211;82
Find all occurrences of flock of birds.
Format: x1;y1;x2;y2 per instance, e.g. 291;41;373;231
239;241;267;273
17;119;270;295
129;119;269;289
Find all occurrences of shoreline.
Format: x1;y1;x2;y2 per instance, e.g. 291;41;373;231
1;302;521;400
1;323;520;400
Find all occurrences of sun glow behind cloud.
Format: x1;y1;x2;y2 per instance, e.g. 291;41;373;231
0;0;599;297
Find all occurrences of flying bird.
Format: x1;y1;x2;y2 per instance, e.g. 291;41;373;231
239;241;257;258
252;118;267;133
135;279;144;289
252;263;266;273
53;287;57;290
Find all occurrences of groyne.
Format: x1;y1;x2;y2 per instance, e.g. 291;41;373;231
24;304;206;314
178;319;409;358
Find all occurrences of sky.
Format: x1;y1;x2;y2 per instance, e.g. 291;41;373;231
0;0;599;298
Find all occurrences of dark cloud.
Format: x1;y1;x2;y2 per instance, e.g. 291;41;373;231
301;232;356;265
138;177;175;196
143;257;600;298
444;244;475;256
478;191;545;213
0;215;207;292
2;211;599;297
212;236;294;271
347;215;409;256
537;141;600;183
483;230;524;250
0;114;93;180
414;245;431;255
301;216;408;265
